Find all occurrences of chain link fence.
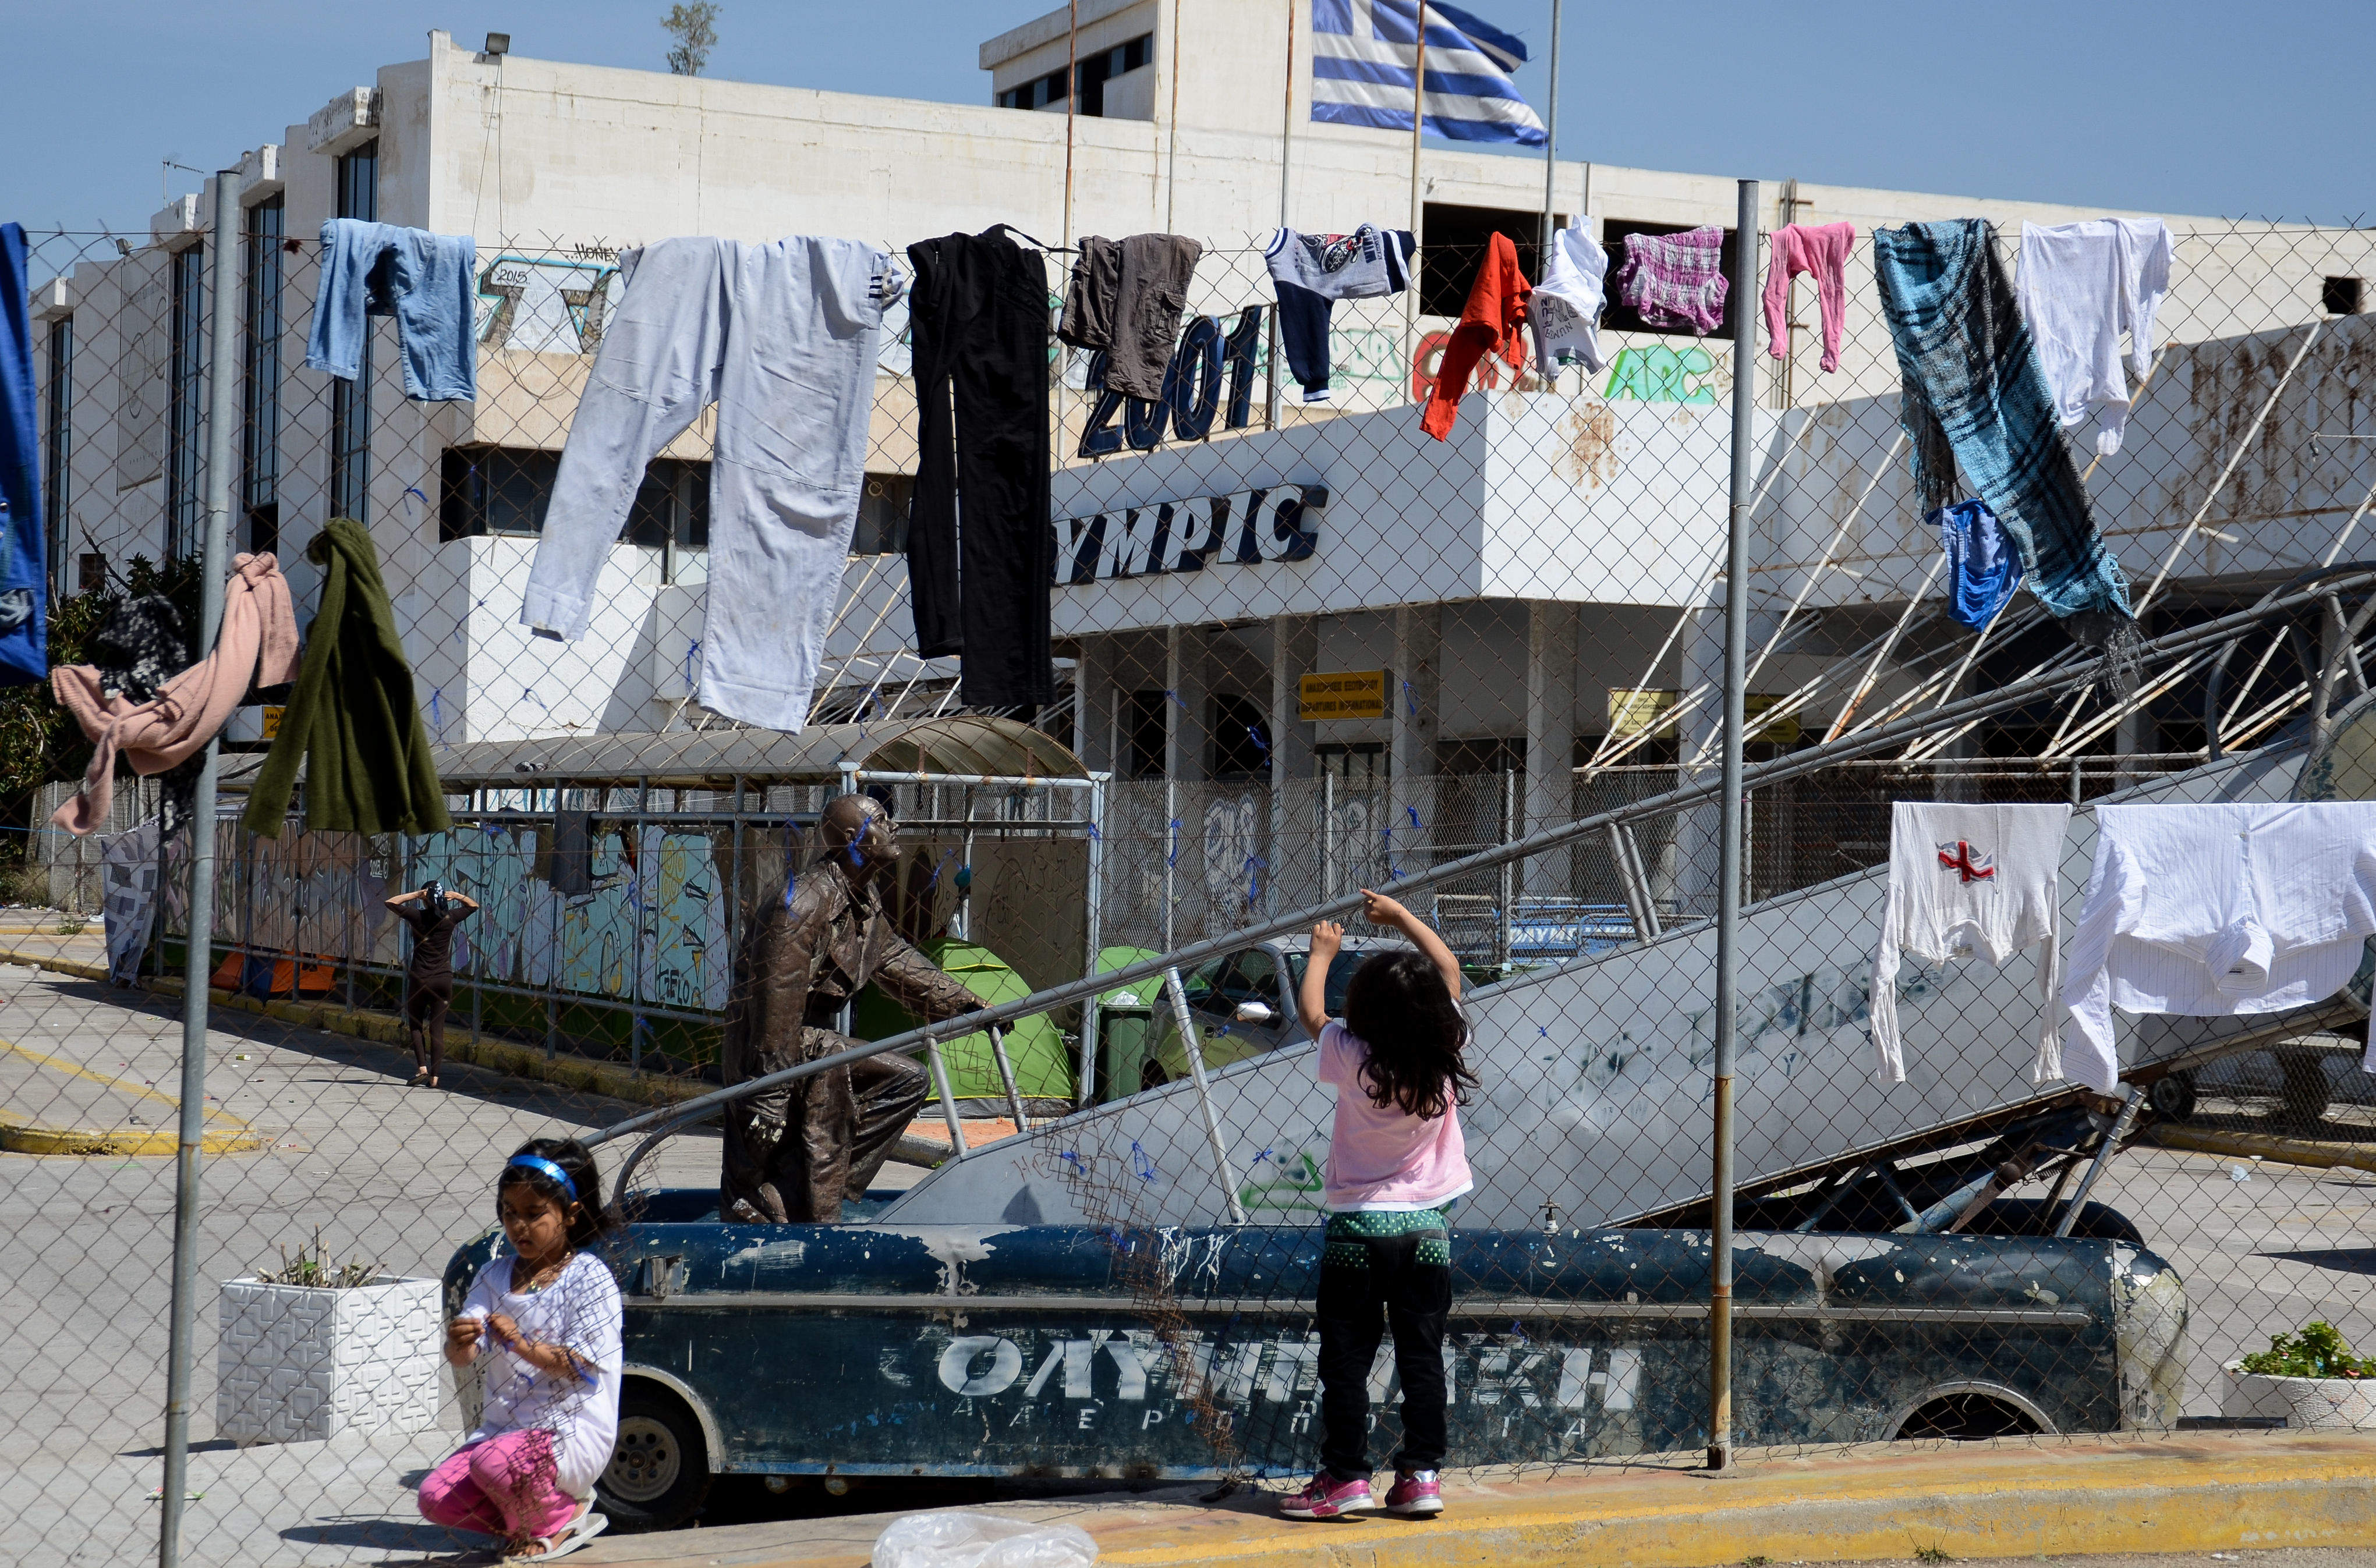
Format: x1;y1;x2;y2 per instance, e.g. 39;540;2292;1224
3;200;2375;1565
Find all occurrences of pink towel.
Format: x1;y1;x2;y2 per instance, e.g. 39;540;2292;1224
49;552;300;836
1764;221;1856;373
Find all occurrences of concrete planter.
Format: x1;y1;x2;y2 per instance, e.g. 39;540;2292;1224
215;1275;442;1444
2220;1358;2376;1431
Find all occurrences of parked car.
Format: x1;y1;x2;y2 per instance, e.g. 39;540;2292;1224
440;1205;2186;1528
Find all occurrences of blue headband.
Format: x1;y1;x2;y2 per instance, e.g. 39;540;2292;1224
506;1154;580;1204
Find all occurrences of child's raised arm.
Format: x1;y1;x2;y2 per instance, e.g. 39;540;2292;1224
1298;920;1343;1039
1359;889;1461;1001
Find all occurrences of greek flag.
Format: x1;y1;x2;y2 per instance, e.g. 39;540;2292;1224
1312;0;1546;148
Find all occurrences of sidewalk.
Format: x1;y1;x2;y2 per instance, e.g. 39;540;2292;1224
567;1431;2376;1568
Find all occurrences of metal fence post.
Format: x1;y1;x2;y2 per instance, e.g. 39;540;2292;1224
1707;175;1758;1477
157;162;241;1568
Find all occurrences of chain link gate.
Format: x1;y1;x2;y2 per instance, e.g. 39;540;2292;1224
3;173;2375;1566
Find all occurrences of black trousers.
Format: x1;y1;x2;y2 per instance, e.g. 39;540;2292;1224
905;225;1052;710
1314;1233;1451;1477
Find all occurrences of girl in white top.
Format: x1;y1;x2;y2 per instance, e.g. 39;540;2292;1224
422;1138;624;1560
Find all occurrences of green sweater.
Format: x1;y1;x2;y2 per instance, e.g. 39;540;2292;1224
241;519;451;839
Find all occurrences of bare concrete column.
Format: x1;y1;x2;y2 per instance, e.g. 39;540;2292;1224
1524;601;1579;899
1389;604;1442;888
1270;613;1319;914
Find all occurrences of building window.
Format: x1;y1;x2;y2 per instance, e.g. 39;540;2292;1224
329;141;377;522
997;37;1150;113
852;473;912;555
43;315;71;598
167;242;206;559
1210;693;1270;778
2324;276;2366;316
242;195;285;556
440;446;709;556
1125;690;1167;778
78;552;105;593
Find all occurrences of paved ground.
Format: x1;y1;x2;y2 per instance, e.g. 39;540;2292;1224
2;937;2371;1566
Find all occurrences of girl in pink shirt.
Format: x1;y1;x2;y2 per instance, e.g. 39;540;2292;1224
1279;890;1476;1521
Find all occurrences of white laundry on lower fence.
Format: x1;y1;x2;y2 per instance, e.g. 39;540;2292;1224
2061;801;2376;1094
1869;801;2072;1085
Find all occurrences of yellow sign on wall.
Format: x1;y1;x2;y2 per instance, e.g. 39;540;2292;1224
260;705;286;740
1607;689;1799;743
1299;669;1389;721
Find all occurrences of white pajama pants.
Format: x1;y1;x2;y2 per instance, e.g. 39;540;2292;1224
521;236;891;732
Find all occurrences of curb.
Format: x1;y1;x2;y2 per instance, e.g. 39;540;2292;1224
0;1116;264;1157
0;947;714;1118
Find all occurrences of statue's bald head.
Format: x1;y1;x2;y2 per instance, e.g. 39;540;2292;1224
818;793;897;881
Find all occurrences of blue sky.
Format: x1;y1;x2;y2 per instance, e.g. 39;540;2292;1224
4;0;2369;237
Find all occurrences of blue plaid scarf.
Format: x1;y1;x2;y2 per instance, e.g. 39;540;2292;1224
1875;221;2137;673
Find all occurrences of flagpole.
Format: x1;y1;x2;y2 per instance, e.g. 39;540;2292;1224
1269;0;1295;430
1405;0;1427;405
1538;0;1562;391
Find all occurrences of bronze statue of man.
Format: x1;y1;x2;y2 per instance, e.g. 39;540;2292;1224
720;793;985;1222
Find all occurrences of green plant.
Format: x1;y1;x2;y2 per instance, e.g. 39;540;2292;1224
254;1229;384;1290
2240;1321;2376;1379
1744;1557;1772;1567
1914;1548;1953;1565
52;914;86;936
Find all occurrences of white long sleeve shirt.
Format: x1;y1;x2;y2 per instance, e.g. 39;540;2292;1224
2016;218;2173;457
1869;802;2072;1085
2060;802;2376;1093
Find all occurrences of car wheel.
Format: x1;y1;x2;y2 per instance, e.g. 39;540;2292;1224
1140;1058;1169;1091
599;1382;713;1528
2147;1072;2196;1122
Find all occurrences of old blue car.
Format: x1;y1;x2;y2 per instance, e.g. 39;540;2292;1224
442;1195;2186;1528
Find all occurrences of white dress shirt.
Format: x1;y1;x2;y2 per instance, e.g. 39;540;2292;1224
1870;801;2073;1085
2061;802;2376;1092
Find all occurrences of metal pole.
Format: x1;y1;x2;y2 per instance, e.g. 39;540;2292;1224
2055;1085;2145;1237
1403;1;1427;399
1164;967;1247;1224
987;1024;1029;1130
1538;0;1563;260
926;1040;971;1161
159;162;240;1568
1706;175;1758;1477
1267;0;1295;430
1080;774;1105;1107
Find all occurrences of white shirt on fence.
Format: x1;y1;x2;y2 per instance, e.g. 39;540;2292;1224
2016;217;2174;457
2060;802;2376;1094
1869;801;2073;1085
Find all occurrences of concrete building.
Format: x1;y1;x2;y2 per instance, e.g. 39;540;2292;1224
26;3;2376;935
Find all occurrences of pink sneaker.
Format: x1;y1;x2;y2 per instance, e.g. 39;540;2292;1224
1382;1470;1443;1516
1279;1472;1373;1519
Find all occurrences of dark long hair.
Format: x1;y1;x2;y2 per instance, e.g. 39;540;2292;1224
497;1136;614;1248
1341;949;1476;1120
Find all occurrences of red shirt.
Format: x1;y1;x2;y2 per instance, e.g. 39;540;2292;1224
1421;232;1532;441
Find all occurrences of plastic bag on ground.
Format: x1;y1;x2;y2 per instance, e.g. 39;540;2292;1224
872;1510;1100;1568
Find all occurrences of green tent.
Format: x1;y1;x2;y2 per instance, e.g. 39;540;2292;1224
1088;946;1162;1104
851;939;1075;1101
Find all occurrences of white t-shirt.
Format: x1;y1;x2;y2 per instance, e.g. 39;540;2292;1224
1531;217;1611;377
457;1251;625;1498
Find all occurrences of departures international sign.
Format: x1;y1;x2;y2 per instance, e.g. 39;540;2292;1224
1053;484;1327;586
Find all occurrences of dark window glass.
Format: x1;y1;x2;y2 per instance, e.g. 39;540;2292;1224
1210;692;1270;778
1126;690;1167;779
440;447;709;549
43;315;71;597
852;473;912;555
336;142;378;224
242;195;284;519
330;143;378;522
167;242;205;558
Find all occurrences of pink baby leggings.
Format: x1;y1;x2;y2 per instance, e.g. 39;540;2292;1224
1763;222;1856;373
418;1429;581;1544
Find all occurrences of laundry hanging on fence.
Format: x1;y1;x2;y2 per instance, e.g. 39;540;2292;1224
100;818;161;984
49;552;299;837
1934;499;2024;632
1263;225;1416;403
0;222;47;684
2060;802;2376;1094
243;519;450;839
2017;217;2175;457
1058;233;1203;402
306;219;479;400
1610;225;1729;335
1764;221;1856;373
1529;217;1610;377
1421;232;1529;441
905;225;1053;709
1874;219;2137;682
82;591;204;836
521;235;898;731
1869;801;2072;1084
